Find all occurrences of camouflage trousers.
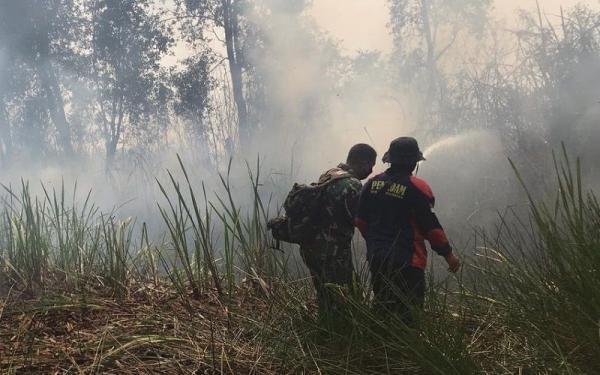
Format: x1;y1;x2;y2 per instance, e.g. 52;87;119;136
300;242;354;317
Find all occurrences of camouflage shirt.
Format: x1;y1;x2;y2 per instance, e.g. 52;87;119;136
298;163;362;313
311;163;363;254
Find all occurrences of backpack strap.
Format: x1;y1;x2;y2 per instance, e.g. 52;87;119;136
315;168;352;186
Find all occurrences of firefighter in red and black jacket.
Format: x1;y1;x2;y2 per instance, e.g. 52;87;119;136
355;137;460;316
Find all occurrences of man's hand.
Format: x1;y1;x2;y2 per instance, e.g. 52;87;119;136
445;252;461;273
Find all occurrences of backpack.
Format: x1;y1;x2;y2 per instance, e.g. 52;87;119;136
267;168;352;245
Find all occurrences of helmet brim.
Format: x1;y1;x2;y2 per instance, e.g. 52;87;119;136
382;151;426;164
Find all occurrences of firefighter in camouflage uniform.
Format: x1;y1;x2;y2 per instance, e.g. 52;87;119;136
300;144;377;316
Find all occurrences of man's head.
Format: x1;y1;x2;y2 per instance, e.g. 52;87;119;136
382;137;425;172
346;143;377;180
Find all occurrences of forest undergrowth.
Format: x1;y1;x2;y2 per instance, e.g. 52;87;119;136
1;150;599;374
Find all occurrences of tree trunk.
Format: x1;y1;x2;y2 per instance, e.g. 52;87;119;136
105;93;124;169
420;0;437;107
38;60;73;156
420;0;447;132
222;0;249;147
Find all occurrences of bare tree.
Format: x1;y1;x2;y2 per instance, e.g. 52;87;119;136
0;0;76;157
221;0;249;144
90;0;173;167
389;0;491;132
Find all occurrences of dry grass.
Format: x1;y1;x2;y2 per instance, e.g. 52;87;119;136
0;282;280;374
1;151;599;374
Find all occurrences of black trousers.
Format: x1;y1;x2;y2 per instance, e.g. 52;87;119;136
368;253;425;318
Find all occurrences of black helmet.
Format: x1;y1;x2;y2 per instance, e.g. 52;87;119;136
382;137;426;164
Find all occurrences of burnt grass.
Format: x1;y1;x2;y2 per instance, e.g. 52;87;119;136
0;282;282;374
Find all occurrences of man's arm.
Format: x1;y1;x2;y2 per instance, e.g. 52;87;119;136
331;177;362;226
410;177;460;273
344;178;362;218
354;179;372;238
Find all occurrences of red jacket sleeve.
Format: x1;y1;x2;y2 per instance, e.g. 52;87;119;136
410;176;452;256
354;179;372;238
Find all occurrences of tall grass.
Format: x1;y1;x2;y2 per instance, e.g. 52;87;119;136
252;147;600;374
0;182;143;297
1;150;599;373
211;158;287;289
99;215;134;297
469;146;600;372
42;183;100;288
1;181;51;290
157;157;219;300
156;156;290;307
254;268;479;374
